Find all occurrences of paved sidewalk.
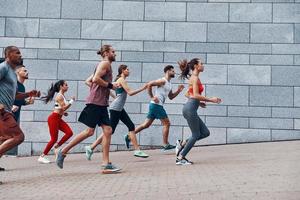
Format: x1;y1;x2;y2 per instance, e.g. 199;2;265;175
1;141;299;200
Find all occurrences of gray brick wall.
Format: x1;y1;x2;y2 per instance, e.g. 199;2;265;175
0;0;299;156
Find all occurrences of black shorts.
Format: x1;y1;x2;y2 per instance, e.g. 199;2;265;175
78;104;110;128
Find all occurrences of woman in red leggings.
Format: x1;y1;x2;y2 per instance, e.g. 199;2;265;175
38;80;75;164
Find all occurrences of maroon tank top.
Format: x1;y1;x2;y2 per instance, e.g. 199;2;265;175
86;63;112;106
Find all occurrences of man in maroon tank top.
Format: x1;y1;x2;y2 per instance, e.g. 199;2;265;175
56;45;121;174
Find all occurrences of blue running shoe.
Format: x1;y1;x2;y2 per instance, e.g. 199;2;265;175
124;134;131;149
56;149;65;169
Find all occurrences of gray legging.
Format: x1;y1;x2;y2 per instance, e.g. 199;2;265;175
181;98;210;157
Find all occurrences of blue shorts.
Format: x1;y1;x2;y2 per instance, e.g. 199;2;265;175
147;103;168;119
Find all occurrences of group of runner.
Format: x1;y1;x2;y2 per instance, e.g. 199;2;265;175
0;45;221;177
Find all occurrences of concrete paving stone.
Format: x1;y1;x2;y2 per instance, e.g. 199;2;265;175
1;141;299;200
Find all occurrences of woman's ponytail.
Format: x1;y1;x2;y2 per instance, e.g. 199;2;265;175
41;80;65;104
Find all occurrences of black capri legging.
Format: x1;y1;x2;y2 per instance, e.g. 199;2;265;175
109;109;135;134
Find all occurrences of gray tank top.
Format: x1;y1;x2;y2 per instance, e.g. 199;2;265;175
110;87;127;111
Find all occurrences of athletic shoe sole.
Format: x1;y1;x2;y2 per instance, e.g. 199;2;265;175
102;169;122;174
38;160;51;164
176;161;192;166
134;154;149;158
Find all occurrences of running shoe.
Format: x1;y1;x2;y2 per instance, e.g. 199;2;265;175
176;157;193;165
101;162;112;169
38;156;51;164
85;146;93;161
134;150;149;158
56;149;65;169
162;143;176;151
102;163;121;174
124;134;131;149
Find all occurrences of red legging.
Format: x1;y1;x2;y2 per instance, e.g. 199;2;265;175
43;112;73;155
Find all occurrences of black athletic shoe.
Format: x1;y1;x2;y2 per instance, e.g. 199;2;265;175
162;143;176;151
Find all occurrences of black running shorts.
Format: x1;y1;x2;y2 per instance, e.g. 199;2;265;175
78;104;110;128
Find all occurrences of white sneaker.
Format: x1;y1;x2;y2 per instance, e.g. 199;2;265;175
176;157;193;165
85;146;93;161
38;156;51;164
